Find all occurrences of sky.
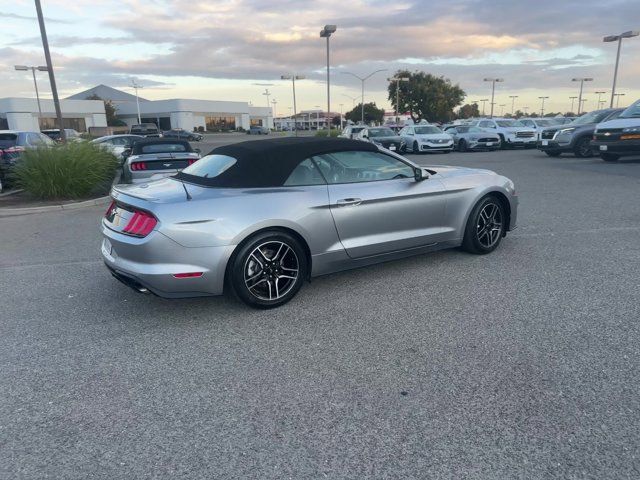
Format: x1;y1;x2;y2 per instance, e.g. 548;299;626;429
2;0;639;115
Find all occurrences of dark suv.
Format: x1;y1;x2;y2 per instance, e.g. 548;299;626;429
537;109;623;158
129;123;161;137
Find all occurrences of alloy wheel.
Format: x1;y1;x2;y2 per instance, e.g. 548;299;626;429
476;203;503;248
243;241;299;301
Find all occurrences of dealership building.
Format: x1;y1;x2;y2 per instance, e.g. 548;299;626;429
69;85;273;131
1;84;273;132
0;97;108;132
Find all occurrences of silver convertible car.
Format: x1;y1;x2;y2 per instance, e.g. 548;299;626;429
102;138;518;308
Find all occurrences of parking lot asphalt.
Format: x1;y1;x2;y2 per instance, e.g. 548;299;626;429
1;145;639;479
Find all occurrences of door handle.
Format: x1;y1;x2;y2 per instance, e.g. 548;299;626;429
336;198;362;206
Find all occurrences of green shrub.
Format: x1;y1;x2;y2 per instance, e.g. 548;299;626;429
13;141;119;199
315;129;340;137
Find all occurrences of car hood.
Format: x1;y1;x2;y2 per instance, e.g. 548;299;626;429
596;117;640;129
502;127;535;133
370;136;402;142
415;134;451;141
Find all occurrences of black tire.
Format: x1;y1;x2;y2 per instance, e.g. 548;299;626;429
545;150;561;157
573;136;593;158
229;231;307;309
400;144;407;153
498;134;507;149
601;153;620;162
413;141;420;154
461;196;506;255
458;139;467;152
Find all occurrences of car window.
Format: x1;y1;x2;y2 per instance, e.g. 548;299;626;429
283;158;326;186
415;126;442;134
181;154;236;178
27;133;46;146
312;151;414;184
0;133;18;149
445;127;457;133
479;121;492;128
520;120;533;127
140;143;188;154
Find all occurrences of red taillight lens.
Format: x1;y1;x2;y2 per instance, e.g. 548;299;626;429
105;200;116;218
122;210;157;237
188;158;197;165
131;162;147;171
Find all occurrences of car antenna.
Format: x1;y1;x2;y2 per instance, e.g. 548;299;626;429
180;180;192;201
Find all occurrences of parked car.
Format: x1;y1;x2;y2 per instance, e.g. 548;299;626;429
129;123;162;137
471;118;537;149
444;125;501;151
592;100;640;162
355;126;405;152
102;137;517;308
339;125;366;139
0;130;54;192
122;139;200;183
537;108;623;158
248;126;269;135
41;128;82;142
518;118;563;139
92;135;144;163
398;125;454;153
163;128;203;141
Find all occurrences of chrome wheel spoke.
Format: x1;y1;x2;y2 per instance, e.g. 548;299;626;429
477;202;502;248
244;240;300;302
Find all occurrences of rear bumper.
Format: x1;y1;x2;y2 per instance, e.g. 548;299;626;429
101;222;235;298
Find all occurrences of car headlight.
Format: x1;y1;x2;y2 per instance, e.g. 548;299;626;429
622;126;640;133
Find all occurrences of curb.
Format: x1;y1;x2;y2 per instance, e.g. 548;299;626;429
0;171;120;218
0;189;24;198
0;196;111;217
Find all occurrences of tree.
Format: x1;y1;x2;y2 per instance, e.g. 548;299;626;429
345;102;385;125
86;94;126;126
456;103;480;119
388;70;465;123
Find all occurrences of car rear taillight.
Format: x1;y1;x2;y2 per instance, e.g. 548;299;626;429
104;200;116;218
130;162;147;171
173;272;203;278
122;210;157;237
188;158;197;165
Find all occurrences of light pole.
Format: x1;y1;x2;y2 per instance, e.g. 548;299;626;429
614;92;626;107
538;96;549;116
339;103;344;129
572;77;593;115
523;106;529;116
342;69;387;124
479;99;489;116
387;76;409;124
499;104;506;116
569;96;578;113
271;99;277;128
483;77;504;118
509;95;518;115
580;98;588;112
281;75;305;136
320;25;337;132
34;0;64;141
594;90;606;110
130;80;143;124
14;65;48;122
342;93;358;108
603;31;639;107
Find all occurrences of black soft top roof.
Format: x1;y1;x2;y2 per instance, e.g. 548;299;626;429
132;138;192;154
175;137;379;188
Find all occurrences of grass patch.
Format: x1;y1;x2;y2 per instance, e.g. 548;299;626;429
13;141;119;200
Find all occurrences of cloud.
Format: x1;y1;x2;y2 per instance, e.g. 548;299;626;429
1;12;73;24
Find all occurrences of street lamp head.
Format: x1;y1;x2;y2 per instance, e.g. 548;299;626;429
37;66;49;71
320;25;337;37
603;35;620;42
281;75;292;80
621;30;639;38
14;65;29;71
294;75;305;80
572;77;593;82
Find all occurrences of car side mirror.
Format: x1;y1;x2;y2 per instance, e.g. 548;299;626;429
122;148;132;158
414;168;429;182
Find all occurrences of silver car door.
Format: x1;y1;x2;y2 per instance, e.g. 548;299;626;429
313;150;449;259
